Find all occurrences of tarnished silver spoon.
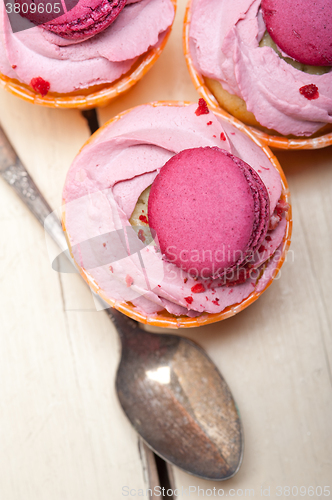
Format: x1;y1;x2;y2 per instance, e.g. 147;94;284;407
0;125;243;481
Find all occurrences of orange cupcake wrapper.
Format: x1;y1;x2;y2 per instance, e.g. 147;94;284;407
0;0;176;110
62;101;292;328
183;0;332;150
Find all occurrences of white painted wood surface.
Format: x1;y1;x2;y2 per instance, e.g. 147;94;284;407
1;0;332;498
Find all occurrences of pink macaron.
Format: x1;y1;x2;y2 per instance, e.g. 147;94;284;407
261;0;332;66
148;147;270;280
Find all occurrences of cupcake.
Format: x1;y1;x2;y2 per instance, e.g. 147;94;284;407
184;0;332;149
62;101;292;328
0;0;176;108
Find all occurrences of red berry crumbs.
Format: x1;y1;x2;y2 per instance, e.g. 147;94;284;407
220;132;226;141
265;235;272;241
138;229;146;242
195;98;209;116
207;121;212;126
184;296;193;304
191;283;205;293
139;215;148;224
30;77;50;97
299;84;319;100
212;299;219;305
276;199;290;216
125;274;134;287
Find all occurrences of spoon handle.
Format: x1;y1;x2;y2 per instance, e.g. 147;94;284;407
0;125;67;252
0;124;138;331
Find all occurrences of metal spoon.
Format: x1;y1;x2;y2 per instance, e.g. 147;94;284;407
0;125;243;481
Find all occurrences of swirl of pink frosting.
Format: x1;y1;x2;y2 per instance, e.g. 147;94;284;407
63;103;287;318
189;0;332;136
0;0;174;93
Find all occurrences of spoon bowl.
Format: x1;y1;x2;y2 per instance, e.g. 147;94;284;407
109;308;243;480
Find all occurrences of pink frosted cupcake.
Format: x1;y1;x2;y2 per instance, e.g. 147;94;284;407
184;0;332;149
62;101;292;328
0;0;176;108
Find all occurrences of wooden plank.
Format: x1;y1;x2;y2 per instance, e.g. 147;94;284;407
0;90;152;500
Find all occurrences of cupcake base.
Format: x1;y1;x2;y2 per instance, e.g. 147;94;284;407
205;77;332;142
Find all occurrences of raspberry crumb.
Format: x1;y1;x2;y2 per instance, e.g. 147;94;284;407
138;229;146;242
258;245;266;253
139;215;148;224
184;296;193;304
212;298;219;305
276;199;290;216
109;265;113;272
30;77;50;97
195;98;209;116
265;235;272;241
103;243;106;247
220;132;226;141
299;84;319;100
11;64;17;69
213;135;216;138
207;121;212;126
184;277;188;283
125;274;133;287
191;283;205;293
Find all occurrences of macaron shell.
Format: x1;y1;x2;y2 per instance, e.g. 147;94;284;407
148;147;270;278
261;0;332;66
43;0;127;40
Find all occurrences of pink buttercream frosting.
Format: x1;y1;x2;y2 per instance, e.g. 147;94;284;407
63;103;287;318
0;0;174;93
189;0;332;136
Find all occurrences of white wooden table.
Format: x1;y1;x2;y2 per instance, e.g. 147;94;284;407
1;1;332;498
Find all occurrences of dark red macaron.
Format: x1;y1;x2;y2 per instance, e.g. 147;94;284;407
18;0;127;40
148;147;270;279
261;0;332;66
